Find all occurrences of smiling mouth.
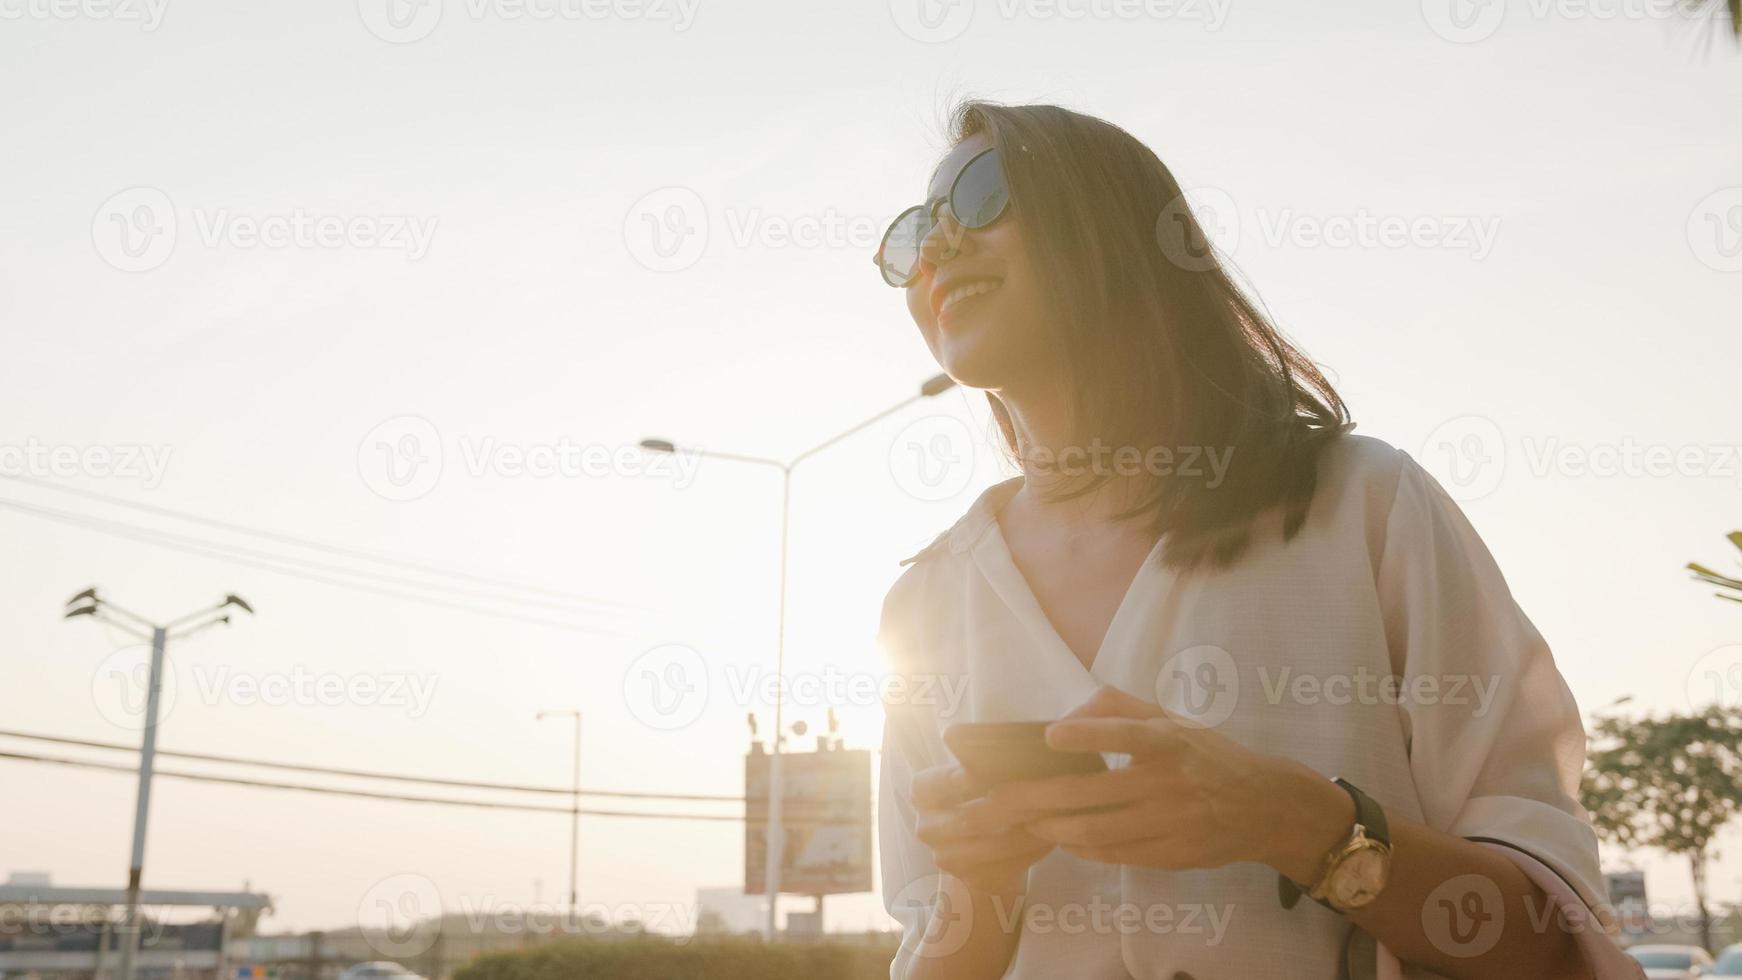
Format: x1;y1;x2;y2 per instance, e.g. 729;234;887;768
938;278;1003;321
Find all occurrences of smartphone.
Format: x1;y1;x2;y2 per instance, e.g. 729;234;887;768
942;721;1108;787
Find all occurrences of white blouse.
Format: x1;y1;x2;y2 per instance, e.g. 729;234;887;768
876;434;1641;980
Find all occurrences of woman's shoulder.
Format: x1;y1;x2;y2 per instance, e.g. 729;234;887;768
1308;430;1426;524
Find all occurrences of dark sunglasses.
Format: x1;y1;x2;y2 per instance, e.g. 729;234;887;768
873;146;1011;288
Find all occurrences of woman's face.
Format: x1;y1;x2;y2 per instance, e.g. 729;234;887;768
904;133;1052;392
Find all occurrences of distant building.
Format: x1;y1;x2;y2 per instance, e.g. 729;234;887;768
693;889;765;936
0;872;271;980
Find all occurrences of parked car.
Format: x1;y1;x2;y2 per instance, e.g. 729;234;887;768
337;962;426;980
1628;944;1714;979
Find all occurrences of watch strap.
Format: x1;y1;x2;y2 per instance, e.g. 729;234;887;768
1278;777;1386;912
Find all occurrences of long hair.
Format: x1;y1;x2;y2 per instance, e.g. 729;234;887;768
943;99;1352;573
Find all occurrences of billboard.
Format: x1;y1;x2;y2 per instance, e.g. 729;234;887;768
744;747;873;896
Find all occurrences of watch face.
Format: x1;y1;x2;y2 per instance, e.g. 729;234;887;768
1330;845;1390;909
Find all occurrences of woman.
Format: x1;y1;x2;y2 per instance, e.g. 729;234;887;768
872;101;1640;980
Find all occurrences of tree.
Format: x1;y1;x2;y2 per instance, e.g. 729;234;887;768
1581;706;1742;951
1688;531;1742;605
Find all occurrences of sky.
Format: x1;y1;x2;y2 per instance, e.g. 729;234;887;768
2;0;1741;942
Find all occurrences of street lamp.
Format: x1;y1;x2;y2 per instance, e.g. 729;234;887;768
536;709;582;913
65;588;253;980
640;372;956;940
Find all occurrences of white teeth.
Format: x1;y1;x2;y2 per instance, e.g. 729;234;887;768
940;279;1002;316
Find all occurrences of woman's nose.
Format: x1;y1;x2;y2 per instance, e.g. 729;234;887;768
918;208;970;269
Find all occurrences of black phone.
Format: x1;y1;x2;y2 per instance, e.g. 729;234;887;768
942;721;1108;787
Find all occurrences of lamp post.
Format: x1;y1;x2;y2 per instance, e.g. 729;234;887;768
536;709;582;913
64;588;254;980
641;372;956;940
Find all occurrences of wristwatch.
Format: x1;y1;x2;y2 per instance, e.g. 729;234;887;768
1278;777;1392;914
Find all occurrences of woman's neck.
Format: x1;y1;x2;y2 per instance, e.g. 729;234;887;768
995;385;1151;528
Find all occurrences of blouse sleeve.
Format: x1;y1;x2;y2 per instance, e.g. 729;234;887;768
1374;450;1641;977
875;578;952;979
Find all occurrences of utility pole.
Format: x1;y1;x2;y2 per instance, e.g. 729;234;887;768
535;710;581;913
65;588;254;980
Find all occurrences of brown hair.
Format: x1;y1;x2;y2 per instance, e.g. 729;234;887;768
942;99;1352;573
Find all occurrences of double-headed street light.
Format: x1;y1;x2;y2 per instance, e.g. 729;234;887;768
64;588;254;980
641;372;956;940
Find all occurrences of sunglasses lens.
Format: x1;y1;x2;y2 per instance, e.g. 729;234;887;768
879;206;930;287
951;149;1008;229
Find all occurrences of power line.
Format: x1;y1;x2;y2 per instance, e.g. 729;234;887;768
0;497;623;637
0;729;741;802
0;473;640;612
0;750;754;822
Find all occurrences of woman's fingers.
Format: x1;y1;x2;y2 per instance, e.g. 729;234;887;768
928;827;1053;874
916;795;1035;846
1024;799;1179;847
985;763;1159;814
912;763;984;811
1045;715;1178;755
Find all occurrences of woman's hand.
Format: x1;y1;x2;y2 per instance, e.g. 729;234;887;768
988;686;1352;881
913;762;1058;896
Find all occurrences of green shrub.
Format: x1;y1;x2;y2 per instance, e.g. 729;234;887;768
453;935;894;980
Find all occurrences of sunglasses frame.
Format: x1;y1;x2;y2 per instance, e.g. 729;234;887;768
873;146;1010;288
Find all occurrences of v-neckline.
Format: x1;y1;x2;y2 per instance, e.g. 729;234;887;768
972;492;1169;678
